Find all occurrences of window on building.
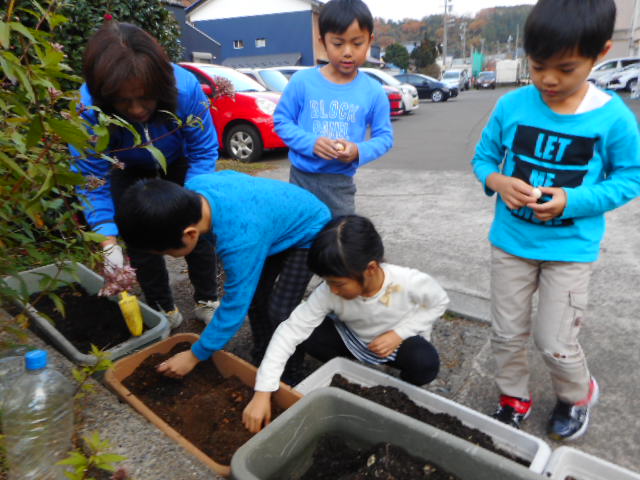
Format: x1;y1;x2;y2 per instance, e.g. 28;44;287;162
256;38;266;48
233;40;244;49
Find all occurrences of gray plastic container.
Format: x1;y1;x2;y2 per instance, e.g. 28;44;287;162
230;387;542;480
5;262;170;365
294;356;551;473
543;446;640;480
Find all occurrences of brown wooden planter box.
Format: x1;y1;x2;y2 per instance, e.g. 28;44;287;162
104;333;302;477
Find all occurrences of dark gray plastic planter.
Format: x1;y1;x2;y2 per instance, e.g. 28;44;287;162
230;387;542;480
5;261;169;365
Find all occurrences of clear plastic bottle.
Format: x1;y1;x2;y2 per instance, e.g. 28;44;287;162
0;352;26;406
2;349;74;480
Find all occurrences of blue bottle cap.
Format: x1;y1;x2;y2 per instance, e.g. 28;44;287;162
25;350;48;370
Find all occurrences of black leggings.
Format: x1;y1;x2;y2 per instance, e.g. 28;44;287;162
110;159;218;311
303;317;440;386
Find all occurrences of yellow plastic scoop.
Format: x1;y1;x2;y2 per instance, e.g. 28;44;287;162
119;291;143;336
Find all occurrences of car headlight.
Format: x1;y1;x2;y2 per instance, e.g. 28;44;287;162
256;97;277;115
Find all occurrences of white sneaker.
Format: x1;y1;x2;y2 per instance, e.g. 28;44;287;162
162;306;183;329
194;299;220;325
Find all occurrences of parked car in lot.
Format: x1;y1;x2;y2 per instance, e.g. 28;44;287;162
180;63;286;162
265;65;309;79
238;68;289;92
441;69;469;92
474;71;496;89
393;72;451;102
360;67;419;114
384;85;403;117
588;56;640;84
599;64;640;91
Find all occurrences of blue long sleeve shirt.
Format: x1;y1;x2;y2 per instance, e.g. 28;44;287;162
186;171;331;360
274;67;393;176
70;64;218;236
472;86;640;262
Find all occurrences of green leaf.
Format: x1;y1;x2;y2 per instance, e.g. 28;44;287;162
57;451;89;467
8;22;37;44
82;231;107;244
0;151;29;179
0;22;9;49
144;144;167;172
25;117;44;148
92;124;110;153
47;117;89;150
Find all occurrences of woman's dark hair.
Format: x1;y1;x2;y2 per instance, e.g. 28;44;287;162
83;21;178;121
308;215;384;282
319;0;374;39
524;0;616;60
115;179;202;252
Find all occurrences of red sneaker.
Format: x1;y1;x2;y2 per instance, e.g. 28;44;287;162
492;395;532;429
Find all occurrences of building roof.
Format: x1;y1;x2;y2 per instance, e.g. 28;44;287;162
222;52;302;68
187;0;322;14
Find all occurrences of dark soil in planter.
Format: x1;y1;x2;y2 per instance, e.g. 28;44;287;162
29;284;135;353
122;342;284;465
330;375;529;467
298;434;460;479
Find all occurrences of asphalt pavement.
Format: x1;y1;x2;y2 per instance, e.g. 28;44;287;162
257;88;640;473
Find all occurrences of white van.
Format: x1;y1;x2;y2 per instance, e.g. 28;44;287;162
588;57;640;83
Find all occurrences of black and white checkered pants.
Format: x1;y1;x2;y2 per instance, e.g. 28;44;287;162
248;248;312;365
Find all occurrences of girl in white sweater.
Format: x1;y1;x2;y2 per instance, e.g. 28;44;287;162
242;215;449;433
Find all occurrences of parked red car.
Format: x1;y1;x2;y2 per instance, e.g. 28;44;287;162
180;62;286;162
384;85;403;117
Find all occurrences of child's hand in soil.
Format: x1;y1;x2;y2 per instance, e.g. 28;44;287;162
242;391;272;433
334;139;358;163
157;350;200;378
314;137;340;160
526;186;567;222
368;330;403;358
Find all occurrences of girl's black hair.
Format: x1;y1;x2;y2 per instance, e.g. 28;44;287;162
308;215;384;282
524;0;616;60
115;179;202;252
319;0;374;38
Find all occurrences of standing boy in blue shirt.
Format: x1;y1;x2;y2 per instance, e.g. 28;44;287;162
115;172;331;380
274;0;393;217
472;0;640;441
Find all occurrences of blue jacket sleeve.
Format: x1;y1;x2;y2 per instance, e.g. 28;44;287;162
562;110;640;219
191;241;270;360
356;86;394;166
70;99;120;236
180;71;219;180
471;100;505;196
273;77;318;157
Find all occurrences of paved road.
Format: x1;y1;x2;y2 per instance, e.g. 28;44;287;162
372;88;504;171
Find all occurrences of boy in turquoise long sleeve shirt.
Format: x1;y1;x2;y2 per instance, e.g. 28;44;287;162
115;171;331;378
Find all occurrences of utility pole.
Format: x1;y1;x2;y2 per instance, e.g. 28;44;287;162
443;0;452;69
460;22;467;62
631;0;640;55
514;24;519;60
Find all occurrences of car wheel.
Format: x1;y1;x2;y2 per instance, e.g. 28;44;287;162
627;78;638;92
431;89;444;102
225;124;263;163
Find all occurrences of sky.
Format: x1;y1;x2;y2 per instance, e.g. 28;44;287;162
361;0;537;21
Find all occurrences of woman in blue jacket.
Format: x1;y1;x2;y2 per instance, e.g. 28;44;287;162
70;21;219;327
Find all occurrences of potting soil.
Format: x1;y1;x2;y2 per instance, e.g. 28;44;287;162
30;284;134;353
297;434;460;479
122;342;284;465
330;374;529;466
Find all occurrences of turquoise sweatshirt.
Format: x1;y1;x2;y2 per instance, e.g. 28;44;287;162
186;171;331;360
472;86;640;262
274;67;393;176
